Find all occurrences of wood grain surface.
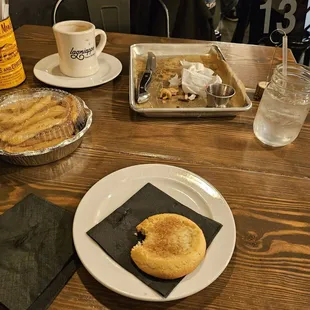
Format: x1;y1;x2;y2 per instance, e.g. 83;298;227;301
1;26;309;310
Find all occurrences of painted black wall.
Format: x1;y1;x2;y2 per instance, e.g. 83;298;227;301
9;0;90;29
9;0;215;41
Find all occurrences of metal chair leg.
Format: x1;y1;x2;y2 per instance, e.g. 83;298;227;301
157;0;170;37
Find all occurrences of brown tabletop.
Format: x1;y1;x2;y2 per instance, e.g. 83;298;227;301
1;25;310;310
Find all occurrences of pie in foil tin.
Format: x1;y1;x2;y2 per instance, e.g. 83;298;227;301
0;88;92;166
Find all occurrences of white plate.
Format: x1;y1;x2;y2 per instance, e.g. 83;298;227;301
33;53;122;88
73;164;236;301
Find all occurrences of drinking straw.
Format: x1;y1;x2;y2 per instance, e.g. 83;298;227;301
282;33;288;76
270;29;288;77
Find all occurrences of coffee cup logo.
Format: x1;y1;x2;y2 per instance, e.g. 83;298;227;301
70;46;95;60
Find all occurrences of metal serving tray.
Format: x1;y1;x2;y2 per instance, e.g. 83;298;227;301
129;43;252;117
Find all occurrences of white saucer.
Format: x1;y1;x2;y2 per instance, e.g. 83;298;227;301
73;164;236;302
33;53;122;88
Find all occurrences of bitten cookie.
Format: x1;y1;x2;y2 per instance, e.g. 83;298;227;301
131;213;206;279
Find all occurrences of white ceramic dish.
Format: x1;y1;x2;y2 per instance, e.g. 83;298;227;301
34;53;122;88
73;164;236;301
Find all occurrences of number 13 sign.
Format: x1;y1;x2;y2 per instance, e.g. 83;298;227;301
258;0;308;41
261;0;298;34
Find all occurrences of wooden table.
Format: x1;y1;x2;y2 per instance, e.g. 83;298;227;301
1;25;310;310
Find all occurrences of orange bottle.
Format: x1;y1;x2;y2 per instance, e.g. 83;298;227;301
0;17;26;89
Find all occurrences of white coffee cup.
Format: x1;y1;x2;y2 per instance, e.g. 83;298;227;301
53;20;107;78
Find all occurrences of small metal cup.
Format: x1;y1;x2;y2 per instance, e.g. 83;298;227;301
206;83;236;108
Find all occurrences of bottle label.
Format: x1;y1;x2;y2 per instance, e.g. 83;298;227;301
0;17;26;90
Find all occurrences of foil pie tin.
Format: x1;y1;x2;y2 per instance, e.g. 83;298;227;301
0;88;92;166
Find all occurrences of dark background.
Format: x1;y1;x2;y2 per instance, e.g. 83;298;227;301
9;0;216;41
10;0;90;29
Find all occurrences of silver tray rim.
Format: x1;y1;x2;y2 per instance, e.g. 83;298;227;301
129;43;252;116
0;87;93;157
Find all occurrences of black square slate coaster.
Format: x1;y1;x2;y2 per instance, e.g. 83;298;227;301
87;183;222;297
0;194;78;310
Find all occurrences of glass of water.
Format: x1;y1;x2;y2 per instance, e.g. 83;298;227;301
253;63;310;147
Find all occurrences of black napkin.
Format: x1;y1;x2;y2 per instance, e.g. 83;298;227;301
87;183;222;297
0;194;79;310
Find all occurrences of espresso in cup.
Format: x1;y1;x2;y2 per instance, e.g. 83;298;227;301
53;20;107;78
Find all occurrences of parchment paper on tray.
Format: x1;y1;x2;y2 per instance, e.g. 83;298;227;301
131;44;249;111
87;183;222;297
